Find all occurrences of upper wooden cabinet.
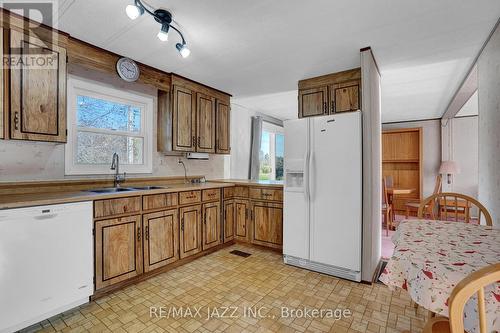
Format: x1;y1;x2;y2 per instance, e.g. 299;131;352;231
165;75;231;154
196;92;216;153
298;68;361;119
7;29;67;142
172;85;196;152
298;87;328;118
216;100;231;154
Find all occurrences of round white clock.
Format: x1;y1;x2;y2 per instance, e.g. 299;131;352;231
116;57;140;82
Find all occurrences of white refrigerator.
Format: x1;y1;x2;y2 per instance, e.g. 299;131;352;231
283;111;362;282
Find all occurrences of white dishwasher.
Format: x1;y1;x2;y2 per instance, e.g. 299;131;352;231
0;201;93;333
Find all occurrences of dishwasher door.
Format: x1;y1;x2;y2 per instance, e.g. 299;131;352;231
0;201;93;333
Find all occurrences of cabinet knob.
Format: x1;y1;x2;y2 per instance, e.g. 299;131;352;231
323;102;327;113
145;226;149;240
192;136;196;147
14;112;19;130
137;227;141;241
331;101;335;114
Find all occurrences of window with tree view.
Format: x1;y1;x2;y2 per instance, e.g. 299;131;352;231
65;78;153;175
259;122;284;181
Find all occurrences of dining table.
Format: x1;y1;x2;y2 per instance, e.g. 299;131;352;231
379;219;500;333
386;187;414;205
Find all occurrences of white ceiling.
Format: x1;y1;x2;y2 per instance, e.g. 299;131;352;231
27;1;500;121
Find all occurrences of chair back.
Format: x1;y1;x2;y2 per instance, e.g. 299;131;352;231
449;263;500;333
382;177;389;205
417;192;492;226
432;174;442;195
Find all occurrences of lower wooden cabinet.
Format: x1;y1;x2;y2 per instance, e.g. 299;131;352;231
251;202;283;249
143;209;179;272
202;202;221;250
94;215;143;290
179;205;202;258
223;200;235;243
234;199;250;242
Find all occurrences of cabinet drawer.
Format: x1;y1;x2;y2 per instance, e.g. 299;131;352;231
94;196;141;218
143;192;178;211
224;186;249;199
179;190;201;205
202;189;221;201
249;188;283;202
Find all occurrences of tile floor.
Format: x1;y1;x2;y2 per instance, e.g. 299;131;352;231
21;244;427;333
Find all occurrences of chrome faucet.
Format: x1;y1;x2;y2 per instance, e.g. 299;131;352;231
110;153;126;187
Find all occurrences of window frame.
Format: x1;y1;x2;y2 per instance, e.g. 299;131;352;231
65;76;154;175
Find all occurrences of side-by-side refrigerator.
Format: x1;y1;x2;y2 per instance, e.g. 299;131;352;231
283;111;362;282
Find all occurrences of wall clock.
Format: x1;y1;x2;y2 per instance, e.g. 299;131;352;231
116;57;140;82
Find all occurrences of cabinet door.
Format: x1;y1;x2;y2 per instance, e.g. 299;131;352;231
298;86;328;118
216;100;231;154
173;85;196;152
234;199;249;242
251;202;283;249
202;202;221;250
179;205;202;258
196;92;216;153
143;209;179;272
9;29;67;142
95;215;143;290
331;81;360;113
223;200;235;243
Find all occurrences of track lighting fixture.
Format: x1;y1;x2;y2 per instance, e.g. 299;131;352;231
125;0;190;58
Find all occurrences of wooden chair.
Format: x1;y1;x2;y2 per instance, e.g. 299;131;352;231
417;193;492;226
422;263;500;333
382;177;394;236
405;175;442;219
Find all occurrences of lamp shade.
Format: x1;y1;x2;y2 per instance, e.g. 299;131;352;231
439;160;460;175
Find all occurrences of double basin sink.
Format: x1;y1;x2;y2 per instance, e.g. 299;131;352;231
87;186;167;194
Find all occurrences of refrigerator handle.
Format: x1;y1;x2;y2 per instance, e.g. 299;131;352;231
304;151;310;200
309;150;314;201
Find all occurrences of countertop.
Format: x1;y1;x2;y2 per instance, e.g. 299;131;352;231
212;179;284;187
0;182;235;210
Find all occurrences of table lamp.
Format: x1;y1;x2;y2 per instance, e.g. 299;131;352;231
439;160;460;184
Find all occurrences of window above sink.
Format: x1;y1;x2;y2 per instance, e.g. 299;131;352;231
65;77;154;175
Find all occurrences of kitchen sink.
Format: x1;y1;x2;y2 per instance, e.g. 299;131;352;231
131;186;168;190
87;187;136;193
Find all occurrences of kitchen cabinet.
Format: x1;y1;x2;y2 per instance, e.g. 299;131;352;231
179;205;202;258
94;215;143;290
7;29;67;142
216;100;231;154
202;202;221;250
142;209;179;272
167;75;231;154
196;92;216;153
251;202;283;249
298;68;361;119
172;85;196;152
223;200;235;243
330;81;360;113
298;87;328;118
234;199;250;242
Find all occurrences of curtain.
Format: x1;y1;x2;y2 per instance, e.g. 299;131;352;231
249;116;263;180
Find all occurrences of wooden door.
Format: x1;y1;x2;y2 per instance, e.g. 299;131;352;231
173;85;196;152
143;209;179;272
216;100;231;154
202;202;221;250
298;86;328;118
95;215;143;290
330;81;360;113
223;200;235;243
179;205;202;258
234;199;249;241
9;29;67;142
251;202;283;249
196;92;216;153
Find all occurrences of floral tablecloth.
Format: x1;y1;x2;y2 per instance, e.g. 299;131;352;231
379;220;500;333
